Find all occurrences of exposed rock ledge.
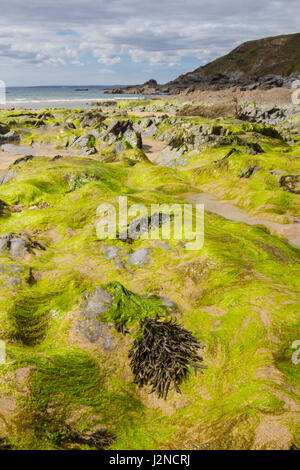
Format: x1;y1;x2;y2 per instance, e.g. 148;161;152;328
105;79;162;95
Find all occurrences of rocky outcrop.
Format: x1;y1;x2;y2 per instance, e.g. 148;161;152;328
80;111;105;128
69;133;97;155
167;72;300;92
279;175;300;194
0;170;16;185
0;233;45;258
105;79;161;95
240;104;300;126
168;33;300;90
0;131;20;144
99;119;143;152
118;33;300;93
0;263;29;288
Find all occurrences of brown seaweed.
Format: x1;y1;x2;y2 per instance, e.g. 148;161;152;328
129;316;206;399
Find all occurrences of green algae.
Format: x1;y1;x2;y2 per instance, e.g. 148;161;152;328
105;281;166;331
0;103;299;450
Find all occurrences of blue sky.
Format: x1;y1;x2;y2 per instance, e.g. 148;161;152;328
0;0;299;86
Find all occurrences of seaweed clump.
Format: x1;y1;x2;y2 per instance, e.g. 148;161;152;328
129;316;205;399
0;437;12;450
105;282;166;333
54;426;116;450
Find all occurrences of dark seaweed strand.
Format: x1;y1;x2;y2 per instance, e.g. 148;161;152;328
129;316;206;399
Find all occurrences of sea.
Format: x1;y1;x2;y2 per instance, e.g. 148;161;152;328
1;86;152;109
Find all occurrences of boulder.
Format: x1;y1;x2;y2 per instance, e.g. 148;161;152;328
0;233;45;258
141;122;158;137
0;131;20;144
76;287;114;347
0;263;27;289
100;119;142;150
123;130;142;149
128;248;150;266
239;165;262;178
105;119;133;138
80;112;105;128
69;133;97;155
279;175;300;194
104;246;119;260
80;287;113;320
155;146;188;167
0;170;16;185
118;213;172;242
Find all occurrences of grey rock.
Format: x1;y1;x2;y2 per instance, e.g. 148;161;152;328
0;170;16;185
160;241;171;251
271;170;287;176
80;111;105;128
128;248;150;266
104;246;119;259
0;263;27;289
0;233;44;258
239;165;262;178
240;104;300;126
106;119;133;137
142;122;158;137
119;213;172;241
81;287;113;320
10;238;28;258
101;119;138;148
83;147;97;155
279;174;300;194
123;129;142;149
156;147;188;167
76;318;114;348
69;133;97;155
4;277;22;287
0;131;20;144
69;133;96;153
77;287;114;347
114;141;125;154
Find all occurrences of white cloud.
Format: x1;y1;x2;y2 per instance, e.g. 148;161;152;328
0;0;298;84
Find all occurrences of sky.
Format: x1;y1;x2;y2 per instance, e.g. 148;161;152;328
0;0;299;86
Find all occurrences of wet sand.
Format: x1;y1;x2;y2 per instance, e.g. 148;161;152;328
142;137;167;161
186;192;300;249
0;143;77;170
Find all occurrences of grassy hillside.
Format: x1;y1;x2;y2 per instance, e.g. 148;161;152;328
177;33;300;81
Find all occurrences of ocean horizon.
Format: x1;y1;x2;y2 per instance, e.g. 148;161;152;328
2;85;151;109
